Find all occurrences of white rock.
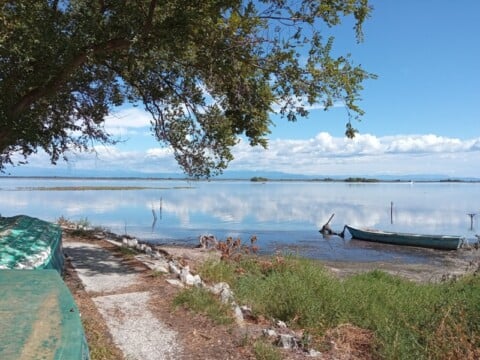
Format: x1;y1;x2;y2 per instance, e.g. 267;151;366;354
149;258;170;273
127;238;138;248
211;282;230;295
220;287;234;304
168;262;181;278
277;334;297;349
166;279;185;288
182;273;197;286
262;329;278;338
233;305;244;325
180;267;191;283
307;349;323;357
191;274;203;287
276;320;287;328
152;264;169;273
151;251;163;260
240;305;253;318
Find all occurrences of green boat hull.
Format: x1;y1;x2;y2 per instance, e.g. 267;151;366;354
0;215;64;273
0;270;89;359
345;225;464;250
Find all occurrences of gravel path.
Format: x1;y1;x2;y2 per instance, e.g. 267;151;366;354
63;242;138;293
94;292;178;360
63;241;182;360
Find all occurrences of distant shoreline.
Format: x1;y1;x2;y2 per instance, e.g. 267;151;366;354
1;175;479;183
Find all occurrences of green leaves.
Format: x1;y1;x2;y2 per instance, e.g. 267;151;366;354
1;0;375;177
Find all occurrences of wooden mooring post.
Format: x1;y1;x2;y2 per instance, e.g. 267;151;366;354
320;213;336;235
390;201;394;224
467;213;476;231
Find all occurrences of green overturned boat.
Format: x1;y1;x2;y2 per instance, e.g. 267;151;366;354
345;225;464;250
0;215;90;359
0;270;90;360
0;215;64;273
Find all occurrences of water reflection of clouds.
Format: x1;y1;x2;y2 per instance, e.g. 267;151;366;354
0;182;478;236
0;193;30;208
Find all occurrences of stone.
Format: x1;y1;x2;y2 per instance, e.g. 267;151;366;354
191;274;203;287
233;305;244;326
276;320;287;328
240;305;253;318
277;334;297;349
168;262;181;278
210;282;230;295
152;264;169;273
220;287;234;304
151;251;164;260
179;266;202;286
262;329;277;338
307;349;323;357
166;279;185;288
184;273;201;286
180;267;190;283
127;238;138;248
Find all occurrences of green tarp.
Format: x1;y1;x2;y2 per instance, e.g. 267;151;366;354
0;270;89;359
0;215;64;273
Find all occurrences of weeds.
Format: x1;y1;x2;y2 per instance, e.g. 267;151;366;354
173;287;233;325
253;340;282;360
216;235;259;261
117;246;138;258
149;269;165;278
57;216;106;237
197;254;480;359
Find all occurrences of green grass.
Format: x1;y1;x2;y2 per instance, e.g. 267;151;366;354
197;257;480;359
117;246;139;258
173;287;234;325
253;340;282;360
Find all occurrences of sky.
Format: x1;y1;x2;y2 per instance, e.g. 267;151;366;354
8;0;480;178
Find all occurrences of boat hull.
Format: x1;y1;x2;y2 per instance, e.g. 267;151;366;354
0;215;64;273
345;225;463;250
0;270;89;359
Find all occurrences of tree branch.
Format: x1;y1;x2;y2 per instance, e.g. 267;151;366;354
9;38;131;120
99;0;106;13
143;0;158;34
0;130;13;153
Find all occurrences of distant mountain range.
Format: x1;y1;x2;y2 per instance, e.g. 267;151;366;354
2;166;479;182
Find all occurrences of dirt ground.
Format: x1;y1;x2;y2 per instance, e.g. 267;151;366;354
62;230;480;360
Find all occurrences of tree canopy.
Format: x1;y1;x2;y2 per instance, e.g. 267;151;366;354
0;0;374;177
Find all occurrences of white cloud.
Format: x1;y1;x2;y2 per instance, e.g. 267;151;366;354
7;131;480;178
105;107;152;128
386;134;467;153
102;107;153;139
228;133;480;177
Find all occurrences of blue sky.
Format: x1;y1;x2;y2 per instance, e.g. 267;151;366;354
9;0;480;178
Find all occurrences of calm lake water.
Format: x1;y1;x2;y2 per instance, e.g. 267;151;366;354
1;177;479;264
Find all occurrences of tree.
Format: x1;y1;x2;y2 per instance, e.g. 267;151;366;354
0;0;375;177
